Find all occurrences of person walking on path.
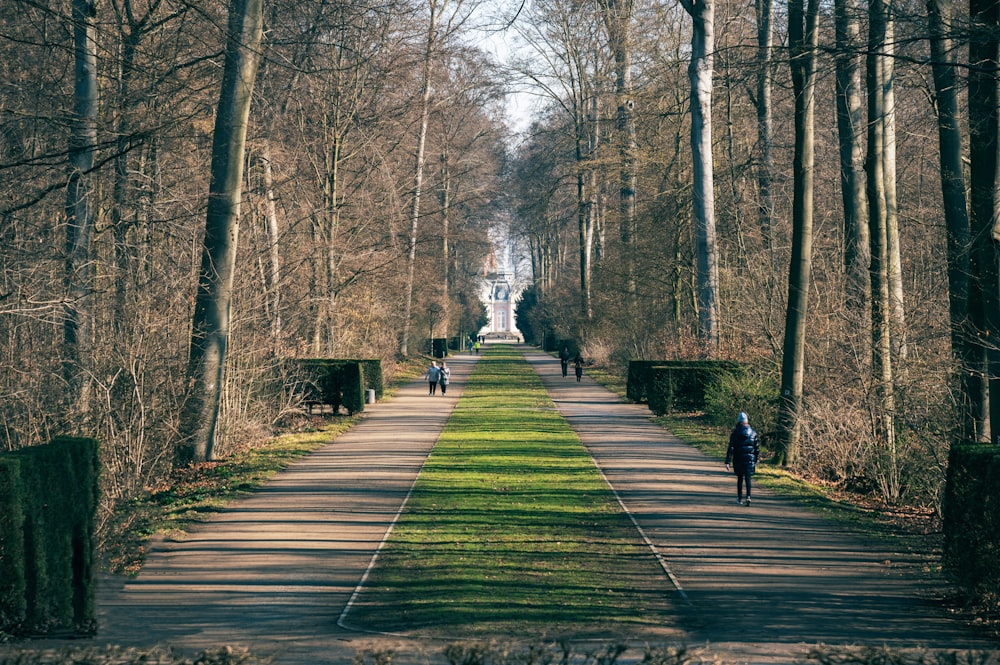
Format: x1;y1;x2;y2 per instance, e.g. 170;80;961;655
426;361;440;395
573;354;583;382
473;340;480;354
559;345;571;377
439;361;451;395
725;411;759;506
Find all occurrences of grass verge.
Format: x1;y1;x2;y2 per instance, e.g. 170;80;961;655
344;346;681;639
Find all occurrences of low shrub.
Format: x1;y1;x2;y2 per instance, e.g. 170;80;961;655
703;365;778;437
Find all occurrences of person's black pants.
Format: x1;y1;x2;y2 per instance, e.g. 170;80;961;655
735;466;752;500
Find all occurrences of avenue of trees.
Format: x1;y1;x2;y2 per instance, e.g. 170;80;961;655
2;0;998;541
507;0;999;508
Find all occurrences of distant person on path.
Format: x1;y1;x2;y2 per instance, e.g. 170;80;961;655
473;340;480;354
573;354;583;382
725;412;760;506
426;361;440;395
559;345;570;377
439;362;451;395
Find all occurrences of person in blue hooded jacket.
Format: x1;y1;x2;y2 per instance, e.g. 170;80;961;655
725;412;760;506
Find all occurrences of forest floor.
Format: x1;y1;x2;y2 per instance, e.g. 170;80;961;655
2;346;998;665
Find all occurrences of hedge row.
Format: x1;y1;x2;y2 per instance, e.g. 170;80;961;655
289;359;383;415
0;437;99;637
943;443;1000;607
627;360;746;415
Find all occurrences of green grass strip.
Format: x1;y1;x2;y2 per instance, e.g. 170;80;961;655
346;346;679;638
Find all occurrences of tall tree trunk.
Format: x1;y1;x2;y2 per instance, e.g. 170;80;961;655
754;0;775;258
682;0;719;355
968;0;1000;443
440;150;451;303
774;0;819;466
601;0;637;307
111;24;140;341
260;143;282;346
324;130;342;356
883;11;908;367
927;0;981;441
63;0;99;425
176;0;263;465
835;0;870;317
400;1;439;357
866;0;899;496
577;123;595;320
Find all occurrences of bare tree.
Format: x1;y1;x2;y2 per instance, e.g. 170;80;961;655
63;0;99;426
775;0;819;465
754;0;776;257
835;0;870;317
680;0;719;355
967;0;1000;443
598;0;637;308
926;0;981;441
866;0;898;496
883;8;907;368
177;0;263;465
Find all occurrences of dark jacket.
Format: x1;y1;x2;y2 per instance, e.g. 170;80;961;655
726;424;759;471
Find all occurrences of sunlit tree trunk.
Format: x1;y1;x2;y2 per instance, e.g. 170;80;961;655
866;0;899;497
754;0;775;258
400;0;439;357
883;11;908;368
775;0;819;466
260;143;282;346
681;0;719;355
835;0;870;318
600;0;637;307
177;0;263;465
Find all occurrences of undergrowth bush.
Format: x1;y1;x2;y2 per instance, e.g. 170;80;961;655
702;365;778;435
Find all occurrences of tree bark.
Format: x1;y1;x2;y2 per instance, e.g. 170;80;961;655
883;11;908;367
775;0;819;466
866;0;899;496
754;0;775;259
600;0;637;307
834;0;870;317
63;0;99;425
260;143;282;346
927;0;982;442
968;0;1000;443
176;0;263;465
682;0;719;355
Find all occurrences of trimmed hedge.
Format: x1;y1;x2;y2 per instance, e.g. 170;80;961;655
943;443;1000;606
432;338;449;358
0;458;26;632
341;362;366;415
626;360;664;403
289;359;383;415
0;437;99;637
646;361;746;416
355;359;385;399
